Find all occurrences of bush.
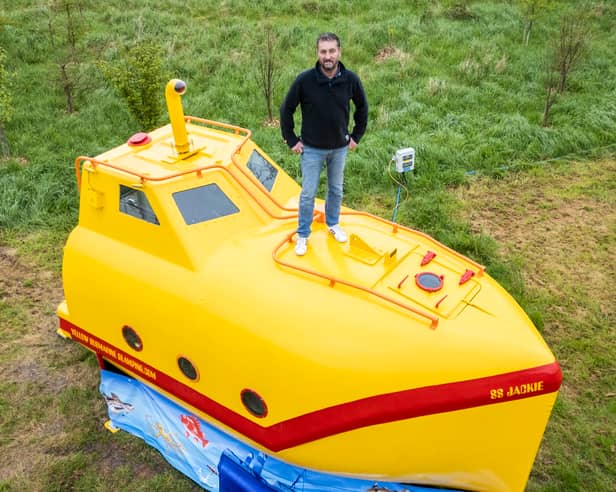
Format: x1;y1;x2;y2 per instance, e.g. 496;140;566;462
98;40;166;131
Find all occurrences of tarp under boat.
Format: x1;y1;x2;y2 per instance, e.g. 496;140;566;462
99;369;460;492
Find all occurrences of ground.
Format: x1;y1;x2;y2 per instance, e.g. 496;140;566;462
0;245;97;485
453;160;615;489
454;160;615;323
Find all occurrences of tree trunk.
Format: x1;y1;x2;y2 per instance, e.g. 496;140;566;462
542;86;555;127
524;19;533;46
60;63;75;114
557;65;568;94
0;125;10;158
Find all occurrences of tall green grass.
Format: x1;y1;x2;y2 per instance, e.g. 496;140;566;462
2;2;615;225
1;1;615;490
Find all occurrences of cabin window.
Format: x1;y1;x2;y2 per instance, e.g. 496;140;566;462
247;150;278;192
173;183;239;225
119;185;159;225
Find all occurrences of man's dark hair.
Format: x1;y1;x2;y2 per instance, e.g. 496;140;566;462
316;32;340;48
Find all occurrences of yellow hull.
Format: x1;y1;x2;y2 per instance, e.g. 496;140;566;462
58;81;561;491
281;393;559;492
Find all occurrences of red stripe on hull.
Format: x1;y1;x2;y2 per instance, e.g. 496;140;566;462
60;318;562;452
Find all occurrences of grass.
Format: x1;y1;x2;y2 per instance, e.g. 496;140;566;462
1;0;615;490
453;160;616;492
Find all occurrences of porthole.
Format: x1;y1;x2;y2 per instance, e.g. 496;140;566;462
178;356;199;381
121;325;143;351
241;389;268;418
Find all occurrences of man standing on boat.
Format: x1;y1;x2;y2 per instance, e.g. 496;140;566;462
280;32;368;256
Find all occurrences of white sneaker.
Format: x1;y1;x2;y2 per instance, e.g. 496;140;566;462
295;236;308;256
328;224;348;243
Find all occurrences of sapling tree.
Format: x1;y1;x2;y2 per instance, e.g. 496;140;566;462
256;25;280;124
553;11;591;94
520;0;550;46
46;0;85;113
542;9;591;126
542;59;558;127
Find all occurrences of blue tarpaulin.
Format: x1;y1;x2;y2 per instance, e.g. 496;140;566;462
99;369;457;492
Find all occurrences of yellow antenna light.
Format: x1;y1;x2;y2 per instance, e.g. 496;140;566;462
165;79;190;155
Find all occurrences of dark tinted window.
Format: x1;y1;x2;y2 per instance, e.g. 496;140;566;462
173;183;239;225
247;150;278;192
241;389;268;418
122;326;143;351
178;357;198;381
119;185;159;225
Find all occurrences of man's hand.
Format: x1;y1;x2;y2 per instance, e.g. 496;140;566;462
291;141;304;154
348;138;358;151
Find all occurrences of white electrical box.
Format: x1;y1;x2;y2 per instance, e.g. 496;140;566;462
393;147;415;173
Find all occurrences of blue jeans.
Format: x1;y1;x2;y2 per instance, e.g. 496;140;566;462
297;144;348;238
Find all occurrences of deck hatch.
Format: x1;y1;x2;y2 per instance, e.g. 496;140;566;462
386;250;481;318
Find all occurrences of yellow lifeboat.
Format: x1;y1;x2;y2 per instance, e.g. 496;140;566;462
57;79;561;492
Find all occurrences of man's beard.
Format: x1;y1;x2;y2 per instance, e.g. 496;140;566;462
321;60;338;73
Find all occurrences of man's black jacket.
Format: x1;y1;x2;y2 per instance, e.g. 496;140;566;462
280;61;368;150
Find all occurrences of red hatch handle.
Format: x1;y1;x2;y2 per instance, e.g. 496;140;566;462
459;269;475;285
421;250;436;266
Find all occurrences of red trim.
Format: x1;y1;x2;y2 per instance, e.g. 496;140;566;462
460;268;475;285
60;318;562;452
435;294;448;309
397;274;409;289
415;272;444;292
421;250;436;266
